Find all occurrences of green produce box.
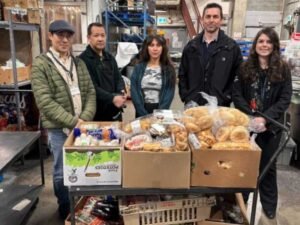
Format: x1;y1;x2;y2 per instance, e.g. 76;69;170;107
63;122;122;186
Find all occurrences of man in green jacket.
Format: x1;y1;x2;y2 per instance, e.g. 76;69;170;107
79;23;126;121
31;20;96;219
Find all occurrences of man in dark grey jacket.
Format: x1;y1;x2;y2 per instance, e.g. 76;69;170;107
179;2;242;107
80;23;126;121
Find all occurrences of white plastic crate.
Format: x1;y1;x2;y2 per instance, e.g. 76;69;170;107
120;197;216;225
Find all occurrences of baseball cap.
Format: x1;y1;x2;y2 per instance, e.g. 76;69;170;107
49;20;75;34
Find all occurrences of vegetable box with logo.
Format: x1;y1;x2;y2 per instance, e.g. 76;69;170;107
63;122;123;186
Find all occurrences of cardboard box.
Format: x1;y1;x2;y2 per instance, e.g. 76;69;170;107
27;8;40;24
198;221;233;225
2;0;19;7
2;0;38;8
0;65;31;85
191;148;261;188
63;122;122;186
122;149;191;188
3;7;28;23
18;0;38;8
65;197;87;225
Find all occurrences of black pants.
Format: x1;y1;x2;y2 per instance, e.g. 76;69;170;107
243;131;282;212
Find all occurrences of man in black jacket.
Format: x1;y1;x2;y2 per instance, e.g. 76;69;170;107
80;23;126;121
178;3;242;107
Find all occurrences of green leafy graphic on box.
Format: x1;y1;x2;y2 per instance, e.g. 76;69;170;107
65;150;120;167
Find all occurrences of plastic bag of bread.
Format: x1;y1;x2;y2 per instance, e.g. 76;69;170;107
230;126;250;142
152;109;182;124
211;141;252;150
213;107;250;129
124;132;152;151
196;129;217;148
167;122;189;151
183;106;214;131
123;115;152;134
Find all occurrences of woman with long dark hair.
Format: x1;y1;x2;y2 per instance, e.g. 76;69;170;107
233;27;292;219
131;35;176;117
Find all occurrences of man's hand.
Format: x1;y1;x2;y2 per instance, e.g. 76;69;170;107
76;118;84;128
113;95;127;108
250;117;267;133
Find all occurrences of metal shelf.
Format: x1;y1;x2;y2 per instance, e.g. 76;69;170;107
0;21;40;32
0;80;31;89
0;10;42;130
0;184;42;225
0;131;44;225
104;0;151;50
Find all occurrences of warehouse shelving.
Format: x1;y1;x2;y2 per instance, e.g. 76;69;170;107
103;0;155;51
0;12;42;131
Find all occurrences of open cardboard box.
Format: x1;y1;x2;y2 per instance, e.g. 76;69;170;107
65;197;87;225
63;122;122;186
191;147;261;188
0;29;32;85
0;65;31;85
122;148;191;188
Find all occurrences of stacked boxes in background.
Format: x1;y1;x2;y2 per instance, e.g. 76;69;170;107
2;0;40;24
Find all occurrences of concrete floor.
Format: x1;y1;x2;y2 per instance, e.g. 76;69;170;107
6;87;300;225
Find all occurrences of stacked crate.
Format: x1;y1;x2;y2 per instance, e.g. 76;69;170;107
2;0;40;24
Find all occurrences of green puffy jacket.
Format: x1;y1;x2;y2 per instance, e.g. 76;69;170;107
31;54;96;129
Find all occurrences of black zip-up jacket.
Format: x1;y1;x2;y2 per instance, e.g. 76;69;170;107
232;65;292;132
79;45;125;121
178;30;242;106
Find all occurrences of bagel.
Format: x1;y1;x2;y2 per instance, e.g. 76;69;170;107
212;141;252;151
215;126;234;142
230;126;250;142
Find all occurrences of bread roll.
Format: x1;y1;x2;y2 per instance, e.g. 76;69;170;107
185;122;201;133
197;129;216;146
196;115;213;130
230;108;250;126
184;106;209;118
143;142;161;152
216;108;236;126
230;126;250;142
212;141;252;151
215;126;234;142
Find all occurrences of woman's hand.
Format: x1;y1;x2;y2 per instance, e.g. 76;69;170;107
250;117;267;133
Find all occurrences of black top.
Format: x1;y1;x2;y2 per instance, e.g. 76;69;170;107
178;30;243;106
232;65;292;132
79;45;125;121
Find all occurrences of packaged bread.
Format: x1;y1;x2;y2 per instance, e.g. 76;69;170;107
181;116;201;133
195;115;213;130
230;126;250;142
213;107;250;127
212;141;253;151
197;129;216;147
143;142;162;152
184;106;210;118
215;126;234;142
123;117;151;133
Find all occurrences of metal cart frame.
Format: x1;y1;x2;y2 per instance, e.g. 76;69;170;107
68;111;290;225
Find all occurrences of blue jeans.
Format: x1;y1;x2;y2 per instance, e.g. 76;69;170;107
48;129;69;207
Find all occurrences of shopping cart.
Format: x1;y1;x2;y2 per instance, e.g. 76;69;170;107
243;111;291;225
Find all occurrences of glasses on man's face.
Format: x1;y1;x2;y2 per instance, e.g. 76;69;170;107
54;32;73;39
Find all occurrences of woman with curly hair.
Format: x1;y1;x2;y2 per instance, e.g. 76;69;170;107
131;35;176;118
232;27;292;219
